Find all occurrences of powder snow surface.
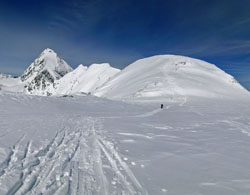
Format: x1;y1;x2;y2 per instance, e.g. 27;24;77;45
0;92;250;195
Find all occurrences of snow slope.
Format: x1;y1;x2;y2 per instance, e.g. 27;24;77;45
21;48;73;96
94;55;250;101
54;64;88;95
0;73;13;79
54;63;120;95
0;73;24;93
1;92;250;195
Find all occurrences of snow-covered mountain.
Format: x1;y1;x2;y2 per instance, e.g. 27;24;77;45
54;63;120;95
16;49;120;96
1;50;249;99
94;55;250;100
21;48;73;96
53;64;88;95
0;73;13;79
0;73;24;93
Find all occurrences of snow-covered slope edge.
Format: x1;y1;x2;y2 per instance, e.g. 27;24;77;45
0;73;24;93
94;55;250;101
21;48;73;96
53;64;88;95
54;63;120;95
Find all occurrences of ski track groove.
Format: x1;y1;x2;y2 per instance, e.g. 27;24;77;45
0;117;147;195
0;133;26;179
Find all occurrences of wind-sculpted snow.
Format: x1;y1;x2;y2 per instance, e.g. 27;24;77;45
1;93;250;194
54;63;120;95
94;55;250;100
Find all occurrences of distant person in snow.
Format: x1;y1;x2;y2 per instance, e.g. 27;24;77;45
161;104;164;109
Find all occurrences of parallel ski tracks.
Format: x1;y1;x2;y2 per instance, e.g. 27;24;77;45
0;117;147;195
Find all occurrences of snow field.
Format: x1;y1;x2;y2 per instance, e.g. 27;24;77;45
0;116;146;195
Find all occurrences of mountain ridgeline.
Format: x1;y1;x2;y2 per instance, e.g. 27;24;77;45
0;48;249;101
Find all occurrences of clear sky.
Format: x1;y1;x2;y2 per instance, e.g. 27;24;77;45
0;0;250;88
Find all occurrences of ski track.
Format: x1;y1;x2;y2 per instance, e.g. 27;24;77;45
219;118;250;137
0;117;147;195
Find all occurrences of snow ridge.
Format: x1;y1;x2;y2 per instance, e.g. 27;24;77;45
94;55;250;100
54;63;120;95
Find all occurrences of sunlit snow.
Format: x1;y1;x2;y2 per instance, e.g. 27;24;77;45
1;49;250;195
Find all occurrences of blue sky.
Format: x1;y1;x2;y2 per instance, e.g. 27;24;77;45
0;0;250;88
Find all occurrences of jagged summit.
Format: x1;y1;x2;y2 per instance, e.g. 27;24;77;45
77;64;88;70
73;63;120;94
41;48;55;55
54;63;120;95
21;48;72;81
88;63;111;69
21;48;73;95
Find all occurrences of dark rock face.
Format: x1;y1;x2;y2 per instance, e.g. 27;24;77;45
21;48;72;95
24;70;55;94
21;59;45;82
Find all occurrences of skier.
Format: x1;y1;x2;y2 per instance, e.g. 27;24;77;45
161;104;164;109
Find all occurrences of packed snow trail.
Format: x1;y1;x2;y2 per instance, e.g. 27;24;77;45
0;117;147;195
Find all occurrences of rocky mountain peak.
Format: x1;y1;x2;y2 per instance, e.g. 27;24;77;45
21;49;73;95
